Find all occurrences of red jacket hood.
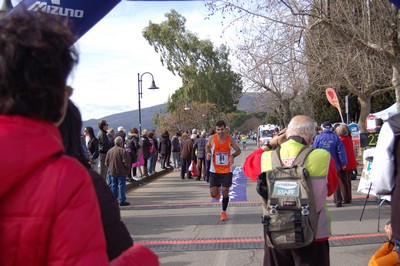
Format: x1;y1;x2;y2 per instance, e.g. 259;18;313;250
0;115;65;197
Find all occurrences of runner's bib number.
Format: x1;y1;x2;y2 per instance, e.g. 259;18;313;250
216;152;229;165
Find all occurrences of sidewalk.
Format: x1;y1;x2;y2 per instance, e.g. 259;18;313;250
126;160;173;190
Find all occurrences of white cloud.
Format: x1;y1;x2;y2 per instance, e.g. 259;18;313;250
70;1;235;121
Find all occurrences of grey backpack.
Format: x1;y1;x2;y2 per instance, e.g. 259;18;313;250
257;146;318;249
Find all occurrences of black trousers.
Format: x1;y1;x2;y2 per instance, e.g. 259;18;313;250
263;240;330;266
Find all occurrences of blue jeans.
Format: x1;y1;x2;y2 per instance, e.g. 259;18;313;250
148;153;157;174
172;152;180;169
110;175;127;203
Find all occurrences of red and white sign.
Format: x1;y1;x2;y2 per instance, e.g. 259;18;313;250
365;114;377;133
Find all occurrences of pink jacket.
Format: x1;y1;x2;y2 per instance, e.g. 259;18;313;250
0;116;158;266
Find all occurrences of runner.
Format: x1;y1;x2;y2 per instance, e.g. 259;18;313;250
240;134;247;150
206;120;241;221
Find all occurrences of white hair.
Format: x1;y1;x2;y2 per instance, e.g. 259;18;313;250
286;115;315;141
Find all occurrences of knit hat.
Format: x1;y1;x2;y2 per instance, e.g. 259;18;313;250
321;121;333;130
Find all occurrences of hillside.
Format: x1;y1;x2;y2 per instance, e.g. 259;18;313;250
82;92;262;134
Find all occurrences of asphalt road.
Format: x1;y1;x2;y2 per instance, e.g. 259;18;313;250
121;141;391;266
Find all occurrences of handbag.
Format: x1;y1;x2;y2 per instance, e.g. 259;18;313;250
132;152;144;167
191;161;198;176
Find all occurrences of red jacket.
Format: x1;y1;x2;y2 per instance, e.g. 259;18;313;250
0;116;159;266
339;135;358;170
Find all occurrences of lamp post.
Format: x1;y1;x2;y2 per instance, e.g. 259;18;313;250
137;72;159;136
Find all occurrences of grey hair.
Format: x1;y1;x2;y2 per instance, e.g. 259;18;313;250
201;130;206;138
286;115;315;141
114;136;123;147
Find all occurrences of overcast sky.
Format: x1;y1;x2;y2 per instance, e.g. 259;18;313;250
69;1;235;120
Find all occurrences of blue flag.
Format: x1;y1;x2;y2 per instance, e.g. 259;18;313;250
4;0;121;40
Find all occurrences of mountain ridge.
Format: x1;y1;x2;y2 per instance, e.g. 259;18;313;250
82;92;262;134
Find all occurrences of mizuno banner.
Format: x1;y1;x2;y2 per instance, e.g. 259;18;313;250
3;0;121;41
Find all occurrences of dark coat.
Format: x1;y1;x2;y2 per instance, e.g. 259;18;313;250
97;129;110;154
180;138;195;161
125;133;140;163
87;137;99;160
88;169;133;260
171;136;180;152
140;136;151;160
158;133;171;155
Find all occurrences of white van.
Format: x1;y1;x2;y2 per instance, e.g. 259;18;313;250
257;124;279;148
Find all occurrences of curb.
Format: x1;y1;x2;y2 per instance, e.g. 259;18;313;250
126;168;173;190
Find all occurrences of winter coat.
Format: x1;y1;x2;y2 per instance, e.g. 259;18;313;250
105;146;131;177
0;116;109;265
98;129;111;154
125;133;140;163
193;137;207;159
171;136;181;152
180;138;195;161
312;130;348;170
88;137;99;160
140;136;151;160
158;133;171;155
0;115;159;266
339;135;357;170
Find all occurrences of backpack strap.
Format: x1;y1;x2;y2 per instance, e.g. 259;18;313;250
271;147;283;168
292;146;313;167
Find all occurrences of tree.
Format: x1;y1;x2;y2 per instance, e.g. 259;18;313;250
142;9;243;113
207;0;396;131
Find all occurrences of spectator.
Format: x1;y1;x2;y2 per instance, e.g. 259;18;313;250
313;120;347;207
84;126;100;172
126;127;141;181
158;130;171;169
371;113;400;259
98;119;111;180
140;129;151;178
336;124;358;204
0;12;158;266
368;222;398;266
59;100;133;260
193;130;207;181
181;133;196;179
171;132;182;172
115;126;127;146
148;131;158;175
244;115;339;266
106;136;131;207
107;128;116;148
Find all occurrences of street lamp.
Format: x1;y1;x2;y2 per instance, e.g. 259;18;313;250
137;72;159;136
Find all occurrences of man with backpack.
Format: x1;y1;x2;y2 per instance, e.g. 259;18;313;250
244;115;339;266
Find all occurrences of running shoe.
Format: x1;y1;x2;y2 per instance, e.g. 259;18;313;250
220;211;227;221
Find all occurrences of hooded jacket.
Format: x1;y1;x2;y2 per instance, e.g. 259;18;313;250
0;115;109;265
0;116;159;266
